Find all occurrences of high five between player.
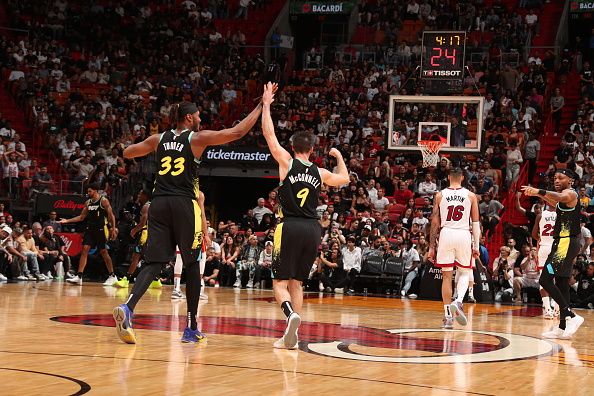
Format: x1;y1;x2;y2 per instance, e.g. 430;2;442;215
261;82;349;349
112;94;264;344
428;167;481;329
531;203;557;319
522;169;585;339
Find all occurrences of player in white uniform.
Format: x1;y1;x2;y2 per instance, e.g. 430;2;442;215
532;205;557;319
428;167;481;329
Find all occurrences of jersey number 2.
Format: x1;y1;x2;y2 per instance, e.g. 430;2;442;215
446;205;464;221
296;188;309;207
159;156;185;176
542;224;554;236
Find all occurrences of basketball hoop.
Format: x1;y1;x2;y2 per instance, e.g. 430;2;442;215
418;140;444;168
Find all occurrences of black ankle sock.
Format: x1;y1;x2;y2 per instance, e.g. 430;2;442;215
281;301;294;319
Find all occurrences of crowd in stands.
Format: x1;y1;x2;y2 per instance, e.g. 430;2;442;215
0;0;591;307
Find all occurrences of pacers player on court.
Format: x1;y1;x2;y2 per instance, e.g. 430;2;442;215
113;92;265;344
261;82;349;349
428;167;481;329
61;184;118;286
114;190;151;288
522;169;585;339
531;204;557;318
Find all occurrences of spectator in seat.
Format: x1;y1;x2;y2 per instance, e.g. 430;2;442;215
256;240;274;288
418;173;437;196
0;225;13;281
236;235;261;288
220;236;240;287
32;165;53;195
393;181;414;205
524;132;540;184
479;193;504;238
472;169;495;196
264;190;278;212
513;246;540;302
493;246;514;301
71;155;94;182
570;262;594;309
17;227;47;281
351;186;372;215
253;198;273;224
3;150;23;198
550;88;565;135
38;225;71;279
506;140;523;188
341;236;361;294
411;209;429;233
399;240;421;298
42;211;62;233
319;243;345;293
203;247;221;287
240;209;257;231
371;188;390;213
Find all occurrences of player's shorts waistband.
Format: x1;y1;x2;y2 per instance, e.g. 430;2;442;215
554;235;579;239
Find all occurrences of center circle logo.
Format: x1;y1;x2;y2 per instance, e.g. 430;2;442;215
305;328;557;364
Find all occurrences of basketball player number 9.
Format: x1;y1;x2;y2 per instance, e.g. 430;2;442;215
296;188;309;207
159;156;185;176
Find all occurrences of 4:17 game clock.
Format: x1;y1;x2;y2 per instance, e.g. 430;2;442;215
421;31;466;80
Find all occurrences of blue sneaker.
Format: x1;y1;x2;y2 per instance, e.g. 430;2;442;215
113;304;137;344
181;327;207;343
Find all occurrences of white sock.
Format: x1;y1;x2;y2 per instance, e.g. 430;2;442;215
455;268;471;303
542;296;552;311
444;305;452;318
468;286;474;296
174;276;181;292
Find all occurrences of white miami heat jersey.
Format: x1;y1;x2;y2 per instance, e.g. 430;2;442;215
439;187;472;230
539;209;557;247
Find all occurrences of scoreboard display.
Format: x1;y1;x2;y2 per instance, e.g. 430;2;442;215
421;31;466;80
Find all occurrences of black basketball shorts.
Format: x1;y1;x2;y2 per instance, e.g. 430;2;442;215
144;195;203;265
544;236;581;278
271;217;321;282
83;227;108;250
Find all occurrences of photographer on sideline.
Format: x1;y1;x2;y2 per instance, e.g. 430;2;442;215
493;246;515;301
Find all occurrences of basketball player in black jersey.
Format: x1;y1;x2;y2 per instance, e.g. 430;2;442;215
60;183;118;286
261;82;349;349
113;190;151;288
113;93;265;344
522;168;585;339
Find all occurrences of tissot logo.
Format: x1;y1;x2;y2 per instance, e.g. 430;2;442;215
423;70;462;77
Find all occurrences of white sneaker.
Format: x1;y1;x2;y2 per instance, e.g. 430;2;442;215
319;282;324;292
65;272;75;279
233;279;240;288
246;280;253;288
16;275;28;281
254;282;260;289
103;275;118;286
409;293;418;299
171;290;186;300
283;313;301;349
542;327;568;339
200;290;208;300
334;288;344;294
543;309;555;319
401;289;406;297
67;275;83;285
36;273;47;281
46;271;54;280
0;273;7;282
273;336;298;350
563;315;585;339
27;274;36;281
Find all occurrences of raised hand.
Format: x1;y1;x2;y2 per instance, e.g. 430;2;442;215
521;185;539;196
262;82;277;106
328;148;342;158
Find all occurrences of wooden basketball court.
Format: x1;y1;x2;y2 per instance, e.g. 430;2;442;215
0;282;592;395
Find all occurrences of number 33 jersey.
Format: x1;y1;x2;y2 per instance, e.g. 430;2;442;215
153;129;200;200
278;158;321;219
439;187;471;230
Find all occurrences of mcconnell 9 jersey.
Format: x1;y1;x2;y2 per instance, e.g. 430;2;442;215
153;129;200;200
278;158;321;219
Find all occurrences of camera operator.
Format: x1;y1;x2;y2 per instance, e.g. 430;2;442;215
570;261;594;309
493;246;514;302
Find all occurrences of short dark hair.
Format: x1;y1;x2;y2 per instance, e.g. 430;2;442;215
291;131;314;154
87;183;100;191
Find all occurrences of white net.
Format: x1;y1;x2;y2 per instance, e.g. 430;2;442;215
418;141;444;168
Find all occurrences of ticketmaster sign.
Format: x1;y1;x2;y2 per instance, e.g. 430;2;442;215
290;1;356;14
202;147;275;166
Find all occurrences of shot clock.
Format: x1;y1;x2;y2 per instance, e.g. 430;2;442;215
421;31;466;80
